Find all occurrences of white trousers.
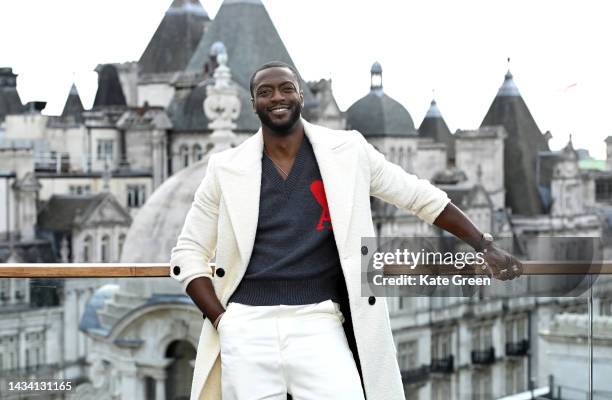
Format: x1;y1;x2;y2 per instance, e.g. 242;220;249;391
218;299;366;400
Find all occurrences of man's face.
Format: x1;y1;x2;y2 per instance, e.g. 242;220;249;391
251;67;304;135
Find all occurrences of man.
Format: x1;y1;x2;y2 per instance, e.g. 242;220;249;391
169;61;522;400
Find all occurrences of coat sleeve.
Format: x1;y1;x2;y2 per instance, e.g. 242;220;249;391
169;154;220;293
356;132;451;225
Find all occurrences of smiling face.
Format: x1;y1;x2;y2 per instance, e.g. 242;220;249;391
251;66;304;136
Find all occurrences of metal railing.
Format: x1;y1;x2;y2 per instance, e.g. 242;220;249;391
505;339;530;357
400;365;430;384
471;347;495;365
1;261;612;278
0;263;169;278
430;355;454;374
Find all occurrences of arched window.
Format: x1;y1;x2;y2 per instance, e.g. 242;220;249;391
180;145;189;168
193;144;203;162
83;236;92;262
101;235;110;262
398;148;405;169
389;147;396;163
165;340;196;399
118;233;126;260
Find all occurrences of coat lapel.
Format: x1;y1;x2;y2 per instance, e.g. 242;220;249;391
215;120;358;267
215;131;263;266
304;120;358;256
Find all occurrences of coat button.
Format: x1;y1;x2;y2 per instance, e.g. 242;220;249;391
172;266;181;276
216;267;225;278
368;296;376;305
361;246;368;255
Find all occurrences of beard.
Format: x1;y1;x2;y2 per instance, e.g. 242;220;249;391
256;101;303;136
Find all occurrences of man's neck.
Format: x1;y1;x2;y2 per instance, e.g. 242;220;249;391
262;121;305;160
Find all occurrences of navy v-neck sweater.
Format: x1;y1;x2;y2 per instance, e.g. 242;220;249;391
228;136;343;306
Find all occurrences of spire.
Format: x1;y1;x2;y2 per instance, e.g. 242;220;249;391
481;66;550;216
496;57;520;96
61;83;85;117
370;61;383;94
425;99;442;118
184;0;316;110
563;134;576;153
418;98;454;162
166;0;208;16
138;0;210;74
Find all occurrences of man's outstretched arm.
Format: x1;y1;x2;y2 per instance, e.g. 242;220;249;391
358;132;522;280
433;202;522;280
433;202;484;250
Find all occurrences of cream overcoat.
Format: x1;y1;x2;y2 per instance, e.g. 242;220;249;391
169;119;450;400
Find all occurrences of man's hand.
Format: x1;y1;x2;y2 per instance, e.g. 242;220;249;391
185;277;226;328
480;244;523;280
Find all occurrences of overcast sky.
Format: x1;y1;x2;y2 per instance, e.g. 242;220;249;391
1;0;610;158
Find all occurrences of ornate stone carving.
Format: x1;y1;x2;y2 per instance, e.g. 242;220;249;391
203;46;240;145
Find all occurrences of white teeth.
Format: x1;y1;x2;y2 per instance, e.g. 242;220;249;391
270;107;289;115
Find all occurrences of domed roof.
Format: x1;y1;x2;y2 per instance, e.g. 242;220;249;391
85;157;213;331
79;284;119;335
346;92;416;137
119;155;213;296
370;61;382;74
167;78;259;132
346;62;416;137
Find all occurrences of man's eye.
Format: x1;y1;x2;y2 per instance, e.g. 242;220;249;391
283;87;295;93
258;90;271;96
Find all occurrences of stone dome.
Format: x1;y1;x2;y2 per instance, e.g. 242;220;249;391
346;62;416;137
119;154;213;296
346;92;417;137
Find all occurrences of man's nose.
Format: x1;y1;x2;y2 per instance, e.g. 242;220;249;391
270;89;284;102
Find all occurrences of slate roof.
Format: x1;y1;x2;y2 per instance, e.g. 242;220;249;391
61;84;85;119
167;78;259;132
481;70;550;216
37;193;108;231
346;92;417;137
138;0;210;75
418;99;455;161
184;0;316;110
93;65;127;108
0;68;25;122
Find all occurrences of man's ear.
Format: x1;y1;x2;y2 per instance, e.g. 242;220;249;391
299;90;304;107
250;98;256;113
